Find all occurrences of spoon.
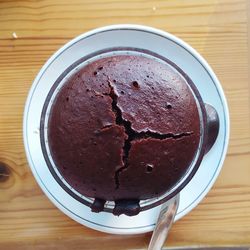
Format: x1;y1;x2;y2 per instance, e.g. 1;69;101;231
148;194;180;250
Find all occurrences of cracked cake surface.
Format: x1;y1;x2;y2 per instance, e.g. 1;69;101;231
48;54;200;214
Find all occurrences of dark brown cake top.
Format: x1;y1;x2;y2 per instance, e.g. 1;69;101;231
48;54;200;215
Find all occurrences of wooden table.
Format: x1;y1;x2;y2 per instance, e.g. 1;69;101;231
0;0;250;249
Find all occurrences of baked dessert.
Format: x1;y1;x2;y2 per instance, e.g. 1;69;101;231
48;54;200;216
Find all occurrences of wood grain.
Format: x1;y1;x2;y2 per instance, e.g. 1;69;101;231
0;0;250;249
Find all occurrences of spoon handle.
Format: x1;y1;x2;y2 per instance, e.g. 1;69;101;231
148;194;180;250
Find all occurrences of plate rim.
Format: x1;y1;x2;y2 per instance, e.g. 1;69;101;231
23;24;230;235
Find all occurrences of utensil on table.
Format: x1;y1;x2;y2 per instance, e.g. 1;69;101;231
148;195;179;250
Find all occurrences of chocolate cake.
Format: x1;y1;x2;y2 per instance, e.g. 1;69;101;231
48;54;200;215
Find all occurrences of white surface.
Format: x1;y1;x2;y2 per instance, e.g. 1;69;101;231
23;24;230;235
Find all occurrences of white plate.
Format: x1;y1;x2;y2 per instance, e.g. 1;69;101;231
23;24;230;235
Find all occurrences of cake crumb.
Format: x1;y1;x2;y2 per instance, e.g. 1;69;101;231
33;128;39;134
152;6;157;11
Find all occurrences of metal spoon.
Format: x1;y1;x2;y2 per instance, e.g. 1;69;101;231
148;194;180;250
